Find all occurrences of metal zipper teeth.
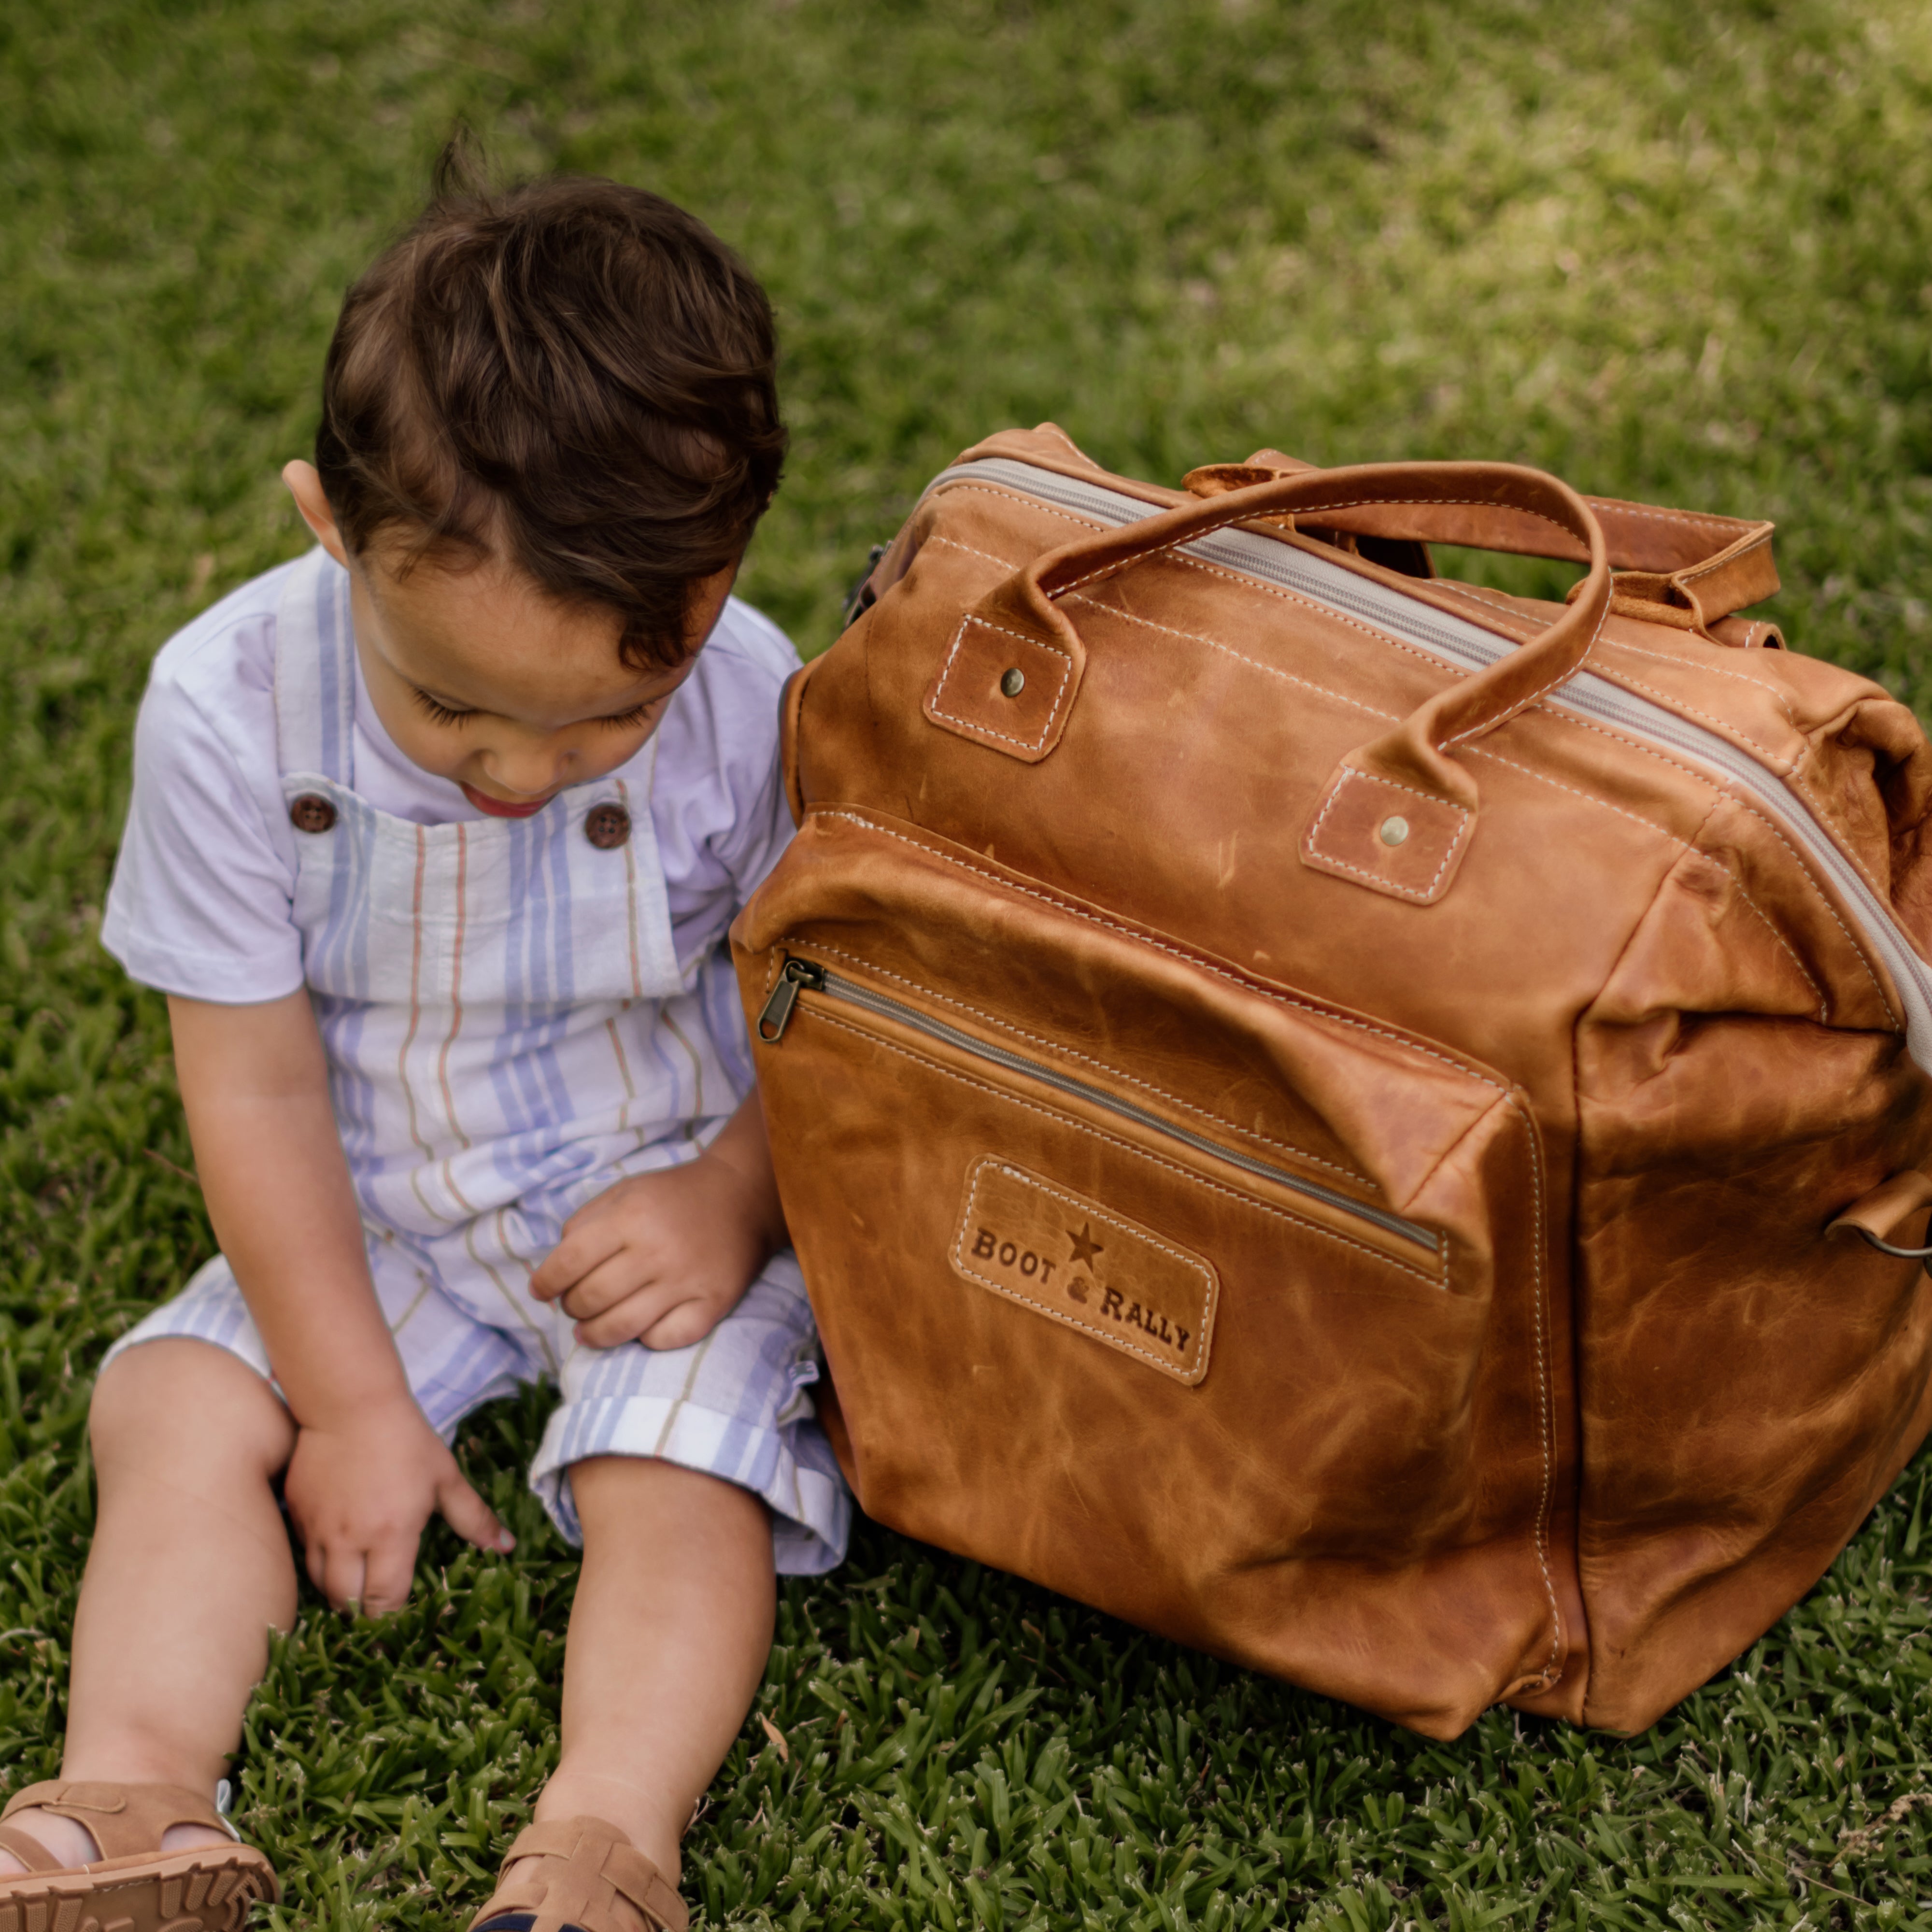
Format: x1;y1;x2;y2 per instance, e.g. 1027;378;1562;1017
797;963;1441;1256
923;458;1932;1073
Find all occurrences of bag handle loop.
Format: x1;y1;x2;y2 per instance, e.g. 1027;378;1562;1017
923;460;1609;905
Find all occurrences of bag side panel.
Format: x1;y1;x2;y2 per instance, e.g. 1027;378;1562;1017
1573;823;1932;1732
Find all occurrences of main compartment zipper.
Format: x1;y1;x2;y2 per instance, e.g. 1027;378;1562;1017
757;956;1442;1257
912;457;1932;1075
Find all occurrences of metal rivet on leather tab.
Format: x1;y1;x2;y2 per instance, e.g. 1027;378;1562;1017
288;794;337;834
1378;815;1410;847
1000;668;1026;697
584;803;631;851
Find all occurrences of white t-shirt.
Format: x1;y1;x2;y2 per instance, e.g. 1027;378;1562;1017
101;555;801;1005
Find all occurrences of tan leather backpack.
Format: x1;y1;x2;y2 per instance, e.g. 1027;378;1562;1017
731;425;1932;1737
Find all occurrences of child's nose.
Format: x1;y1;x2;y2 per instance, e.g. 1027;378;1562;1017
485;742;571;797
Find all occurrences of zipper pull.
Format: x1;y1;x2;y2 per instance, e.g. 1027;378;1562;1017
756;958;824;1043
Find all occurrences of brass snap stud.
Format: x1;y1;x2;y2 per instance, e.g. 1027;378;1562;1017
999;667;1026;697
1378;815;1410;847
584;802;632;851
288;793;338;834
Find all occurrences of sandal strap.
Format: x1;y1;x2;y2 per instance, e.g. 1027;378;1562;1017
480;1817;688;1932
0;1823;64;1873
0;1781;235;1863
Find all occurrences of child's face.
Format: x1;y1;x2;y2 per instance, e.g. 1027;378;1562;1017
284;461;731;816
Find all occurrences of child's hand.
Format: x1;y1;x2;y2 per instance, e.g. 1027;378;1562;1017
530;1098;786;1350
283;1396;513;1615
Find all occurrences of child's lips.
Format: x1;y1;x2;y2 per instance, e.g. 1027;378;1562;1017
461;781;554;819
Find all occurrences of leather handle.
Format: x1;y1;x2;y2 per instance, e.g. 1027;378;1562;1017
922;462;1609;906
1186;458;1778;625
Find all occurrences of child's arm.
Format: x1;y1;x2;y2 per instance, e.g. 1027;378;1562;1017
168;991;513;1613
527;1093;786;1349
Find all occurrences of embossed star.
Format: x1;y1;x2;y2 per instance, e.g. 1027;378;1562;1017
1066;1221;1105;1270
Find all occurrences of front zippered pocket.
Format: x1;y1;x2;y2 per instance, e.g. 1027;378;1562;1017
758;954;1442;1262
733;806;1565;1720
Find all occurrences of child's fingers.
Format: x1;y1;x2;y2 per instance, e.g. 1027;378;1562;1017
571;1279;687;1349
639;1295;726;1353
437;1471;516;1556
301;1532;330;1601
529;1220;626;1302
558;1249;660;1322
361;1535;418;1617
317;1541;367;1616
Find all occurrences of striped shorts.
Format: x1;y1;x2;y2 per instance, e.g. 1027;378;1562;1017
103;1194;851;1575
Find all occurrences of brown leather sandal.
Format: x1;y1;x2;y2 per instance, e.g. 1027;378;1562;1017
467;1818;687;1932
0;1780;279;1932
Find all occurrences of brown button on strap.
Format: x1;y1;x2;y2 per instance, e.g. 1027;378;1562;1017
584;802;631;850
289;793;338;834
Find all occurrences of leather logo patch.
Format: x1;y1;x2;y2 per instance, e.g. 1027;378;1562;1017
950;1158;1217;1385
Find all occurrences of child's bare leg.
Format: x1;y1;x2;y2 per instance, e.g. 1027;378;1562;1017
530;1456;775;1891
0;1339;298;1873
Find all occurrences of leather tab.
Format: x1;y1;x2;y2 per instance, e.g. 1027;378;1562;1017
1300;767;1474;905
1827;1171;1932;1248
922;610;1082;764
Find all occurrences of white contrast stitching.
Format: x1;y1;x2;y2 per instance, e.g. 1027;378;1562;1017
951;1158;1218;1379
1676;526;1773;583
804;1005;1448;1285
776;932;1378;1184
1589;669;1799;774
814;810;1511;1089
1463;744;1830;1022
1590;499;1760;535
1540;711;1896;1021
929;483;1111;533
1304;769;1474;902
1153;550;1475;680
1440;586;1606;747
1597;635;1800;721
928;533;1029;572
928;613;1074;752
1786;767;1898;908
1518;1100;1562;1687
1065;593;1405;724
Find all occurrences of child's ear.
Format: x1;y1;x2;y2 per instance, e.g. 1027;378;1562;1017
282;461;352;569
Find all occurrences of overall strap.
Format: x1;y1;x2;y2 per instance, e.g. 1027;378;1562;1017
274;546;357;785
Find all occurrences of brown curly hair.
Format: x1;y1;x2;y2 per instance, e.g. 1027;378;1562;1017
314;142;786;671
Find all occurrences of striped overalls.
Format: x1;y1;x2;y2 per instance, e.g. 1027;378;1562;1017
108;549;849;1572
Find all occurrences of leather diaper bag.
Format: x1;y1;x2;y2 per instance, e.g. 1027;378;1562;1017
730;424;1932;1737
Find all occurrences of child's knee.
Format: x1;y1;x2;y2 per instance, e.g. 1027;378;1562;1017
89;1337;293;1478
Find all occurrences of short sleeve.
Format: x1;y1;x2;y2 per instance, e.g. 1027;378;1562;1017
652;597;803;969
99;601;307;1005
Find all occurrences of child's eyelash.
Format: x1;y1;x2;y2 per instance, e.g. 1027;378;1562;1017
411;689;475;727
408;690;659;730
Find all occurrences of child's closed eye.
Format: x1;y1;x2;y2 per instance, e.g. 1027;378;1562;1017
410;687;476;728
595;702;660;731
409;687;662;731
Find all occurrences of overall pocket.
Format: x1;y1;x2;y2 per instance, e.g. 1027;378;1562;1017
733;806;1564;1733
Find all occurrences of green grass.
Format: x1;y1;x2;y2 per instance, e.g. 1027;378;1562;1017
7;0;1932;1925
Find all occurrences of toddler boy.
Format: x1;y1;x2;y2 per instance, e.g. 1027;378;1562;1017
0;162;847;1932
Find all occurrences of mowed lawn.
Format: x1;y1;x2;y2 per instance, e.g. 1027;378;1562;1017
7;1;1932;1926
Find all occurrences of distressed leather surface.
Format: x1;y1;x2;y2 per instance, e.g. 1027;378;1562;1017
732;423;1932;1736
